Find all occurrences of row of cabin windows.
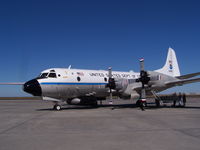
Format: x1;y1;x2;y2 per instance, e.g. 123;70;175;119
76;77;107;82
69;72;138;79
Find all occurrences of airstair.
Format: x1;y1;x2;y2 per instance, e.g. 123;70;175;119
151;90;162;107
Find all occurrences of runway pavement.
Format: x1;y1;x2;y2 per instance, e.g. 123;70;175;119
0;98;200;150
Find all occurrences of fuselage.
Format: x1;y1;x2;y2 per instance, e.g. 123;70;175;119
24;68;140;101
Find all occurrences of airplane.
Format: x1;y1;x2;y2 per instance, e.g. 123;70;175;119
1;47;200;110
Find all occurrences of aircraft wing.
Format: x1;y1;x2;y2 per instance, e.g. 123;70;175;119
165;78;200;87
177;72;200;79
0;82;24;85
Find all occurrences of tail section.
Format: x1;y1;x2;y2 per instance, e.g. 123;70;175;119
155;47;180;77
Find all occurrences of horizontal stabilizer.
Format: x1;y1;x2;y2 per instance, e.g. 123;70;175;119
165;77;200;86
0;82;24;85
177;72;200;79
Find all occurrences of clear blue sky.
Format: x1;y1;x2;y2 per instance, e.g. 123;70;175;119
0;0;200;96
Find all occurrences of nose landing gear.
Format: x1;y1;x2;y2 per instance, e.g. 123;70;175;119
53;104;62;111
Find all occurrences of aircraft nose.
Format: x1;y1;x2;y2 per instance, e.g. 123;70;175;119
23;79;42;96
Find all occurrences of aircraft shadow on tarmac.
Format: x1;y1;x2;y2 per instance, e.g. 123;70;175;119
36;103;137;111
144;104;200;110
36;103;200;111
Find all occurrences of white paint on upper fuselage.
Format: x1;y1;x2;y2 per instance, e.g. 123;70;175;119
38;68;140;84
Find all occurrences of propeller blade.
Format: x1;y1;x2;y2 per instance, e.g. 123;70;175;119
108;67;112;78
108;67;113;105
140;87;146;100
140;58;145;71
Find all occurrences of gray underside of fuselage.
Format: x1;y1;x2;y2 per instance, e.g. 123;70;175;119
41;84;109;100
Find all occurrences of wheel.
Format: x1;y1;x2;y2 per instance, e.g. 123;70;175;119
139;101;145;111
93;100;98;106
155;99;160;107
54;105;61;111
173;100;176;107
144;101;147;107
136;100;141;106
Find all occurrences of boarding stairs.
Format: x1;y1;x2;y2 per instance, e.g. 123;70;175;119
151;90;162;107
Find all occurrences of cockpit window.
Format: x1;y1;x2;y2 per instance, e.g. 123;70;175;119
37;72;57;79
48;73;57;78
40;73;48;78
50;70;55;72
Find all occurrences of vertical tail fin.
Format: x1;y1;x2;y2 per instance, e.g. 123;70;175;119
155;48;180;77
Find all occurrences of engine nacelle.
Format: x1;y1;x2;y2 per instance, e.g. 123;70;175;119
115;78;129;91
119;90;140;100
131;92;140;101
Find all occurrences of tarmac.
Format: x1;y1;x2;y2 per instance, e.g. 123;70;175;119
0;98;200;150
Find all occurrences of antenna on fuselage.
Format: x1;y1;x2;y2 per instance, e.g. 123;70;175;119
68;65;72;69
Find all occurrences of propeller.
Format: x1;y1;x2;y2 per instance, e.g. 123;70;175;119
107;67;116;105
137;58;150;109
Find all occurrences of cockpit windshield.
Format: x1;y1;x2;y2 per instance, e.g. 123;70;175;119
48;73;57;78
37;72;57;79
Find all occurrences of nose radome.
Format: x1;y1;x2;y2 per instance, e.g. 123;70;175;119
23;79;42;96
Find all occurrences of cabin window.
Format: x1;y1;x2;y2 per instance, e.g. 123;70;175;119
48;73;57;78
77;77;81;81
104;78;107;82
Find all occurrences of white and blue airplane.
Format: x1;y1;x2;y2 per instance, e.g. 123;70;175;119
1;48;200;110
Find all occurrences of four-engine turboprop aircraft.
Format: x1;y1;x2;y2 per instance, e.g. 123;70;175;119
1;48;200;110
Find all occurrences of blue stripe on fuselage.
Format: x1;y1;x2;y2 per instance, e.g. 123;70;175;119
40;82;107;85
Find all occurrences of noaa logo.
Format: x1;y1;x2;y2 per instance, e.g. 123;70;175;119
169;64;173;69
169;60;173;71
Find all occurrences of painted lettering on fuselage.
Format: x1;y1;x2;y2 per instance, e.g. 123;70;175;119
88;72;136;79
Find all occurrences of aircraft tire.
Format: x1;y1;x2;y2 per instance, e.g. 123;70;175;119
54;105;61;111
144;101;147;107
155;99;160;107
92;100;98;107
136;100;140;107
